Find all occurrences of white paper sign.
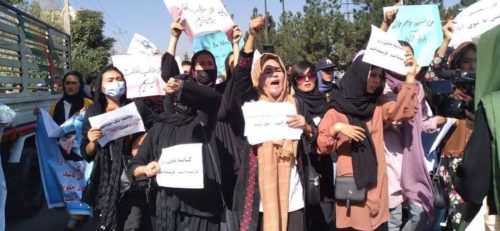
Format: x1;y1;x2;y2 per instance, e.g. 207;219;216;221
163;0;234;41
112;55;166;98
450;0;500;48
157;143;204;189
88;102;145;146
363;25;408;76
127;33;161;56
242;101;303;145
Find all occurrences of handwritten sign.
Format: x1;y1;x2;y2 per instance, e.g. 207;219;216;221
88;102;145;146
242;101;302;145
112;55;166;98
363;25;408;76
450;0;500;48
156;143;204;189
193;31;245;76
164;0;234;41
127;33;161;56
385;5;442;66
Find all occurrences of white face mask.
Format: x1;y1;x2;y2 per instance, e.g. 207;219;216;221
103;81;125;98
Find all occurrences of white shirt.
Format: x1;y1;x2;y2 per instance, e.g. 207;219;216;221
259;162;305;212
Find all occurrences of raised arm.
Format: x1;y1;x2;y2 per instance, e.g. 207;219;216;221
380;8;398;32
434;20;454;68
167;18;183;56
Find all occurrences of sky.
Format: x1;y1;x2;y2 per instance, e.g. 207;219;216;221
68;0;461;57
69;0;306;56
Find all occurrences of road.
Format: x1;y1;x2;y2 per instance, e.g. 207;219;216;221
7;205;97;231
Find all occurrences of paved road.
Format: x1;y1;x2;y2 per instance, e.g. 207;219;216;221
7;205;97;231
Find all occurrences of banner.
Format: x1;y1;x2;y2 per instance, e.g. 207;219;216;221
385;4;443;66
450;0;500;48
242;101;302;145
112;55;165;99
35;110;92;215
363;25;408;76
163;0;234;41
88;102;145;146
193;31;245;76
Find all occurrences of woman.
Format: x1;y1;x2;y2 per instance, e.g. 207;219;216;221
438;42;477;230
317;55;419;231
81;65;157;231
46;71;93;230
228;16;310;231
289;61;335;230
129;73;223;230
384;41;439;231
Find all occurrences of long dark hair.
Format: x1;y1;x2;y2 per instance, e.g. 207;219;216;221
94;65;129;113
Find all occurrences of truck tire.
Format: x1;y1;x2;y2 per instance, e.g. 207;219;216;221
5;146;44;218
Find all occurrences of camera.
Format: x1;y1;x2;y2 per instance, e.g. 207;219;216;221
429;69;475;119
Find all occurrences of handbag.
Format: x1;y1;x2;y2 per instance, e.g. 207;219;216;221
334;176;367;208
432;155;449;209
304;151;321;205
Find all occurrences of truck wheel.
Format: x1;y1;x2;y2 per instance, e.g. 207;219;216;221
5;146;44;218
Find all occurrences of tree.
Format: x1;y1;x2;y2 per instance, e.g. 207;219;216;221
2;0;24;5
71;10;115;75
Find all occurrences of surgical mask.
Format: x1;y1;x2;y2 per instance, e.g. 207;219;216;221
196;70;217;85
103;81;125;98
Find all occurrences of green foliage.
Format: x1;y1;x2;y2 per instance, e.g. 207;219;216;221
252;0;469;66
2;0;24;5
71;10;115;75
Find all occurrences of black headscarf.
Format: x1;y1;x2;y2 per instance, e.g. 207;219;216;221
325;55;385;189
90;65;130;230
160;74;197;126
190;50;218;87
53;71;87;125
289;62;327;117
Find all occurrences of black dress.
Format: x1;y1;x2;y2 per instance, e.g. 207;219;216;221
129;79;223;231
81;100;157;231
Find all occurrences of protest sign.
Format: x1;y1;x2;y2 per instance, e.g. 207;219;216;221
36;109;92;215
385;4;442;66
450;0;500;48
88;102;145;146
112;55;165;98
193;31;245;76
127;33;161;56
163;0;234;41
363;25;408;76
157;143;204;189
242;101;302;145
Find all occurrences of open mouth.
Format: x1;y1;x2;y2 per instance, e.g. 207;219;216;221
270;80;280;86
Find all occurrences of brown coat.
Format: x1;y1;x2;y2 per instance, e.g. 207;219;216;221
317;83;418;231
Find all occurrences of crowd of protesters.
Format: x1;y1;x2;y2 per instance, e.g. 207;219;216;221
11;4;500;231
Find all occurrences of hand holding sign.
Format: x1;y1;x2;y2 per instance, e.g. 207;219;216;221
87;128;102;143
442;20;455;41
144;161;161;177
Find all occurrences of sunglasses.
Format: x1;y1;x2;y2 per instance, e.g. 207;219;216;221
295;74;317;85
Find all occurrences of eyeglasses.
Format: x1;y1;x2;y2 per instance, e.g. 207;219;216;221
295;74;317;85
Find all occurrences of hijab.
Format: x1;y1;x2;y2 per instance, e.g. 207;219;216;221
190;50;218;87
289;61;327;117
325;55;384;189
53;71;87;125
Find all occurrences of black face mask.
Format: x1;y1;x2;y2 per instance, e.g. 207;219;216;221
195;69;217;85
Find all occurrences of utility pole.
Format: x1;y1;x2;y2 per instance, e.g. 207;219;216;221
264;0;268;44
281;0;285;15
63;0;70;34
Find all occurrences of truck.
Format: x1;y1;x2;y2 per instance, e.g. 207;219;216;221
0;1;71;218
